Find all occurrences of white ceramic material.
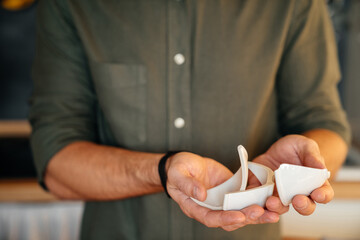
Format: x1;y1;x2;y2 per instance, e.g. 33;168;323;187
191;145;275;210
238;145;248;191
274;164;331;206
191;145;330;211
223;162;274;210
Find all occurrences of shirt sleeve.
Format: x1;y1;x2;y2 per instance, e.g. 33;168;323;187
276;0;351;145
29;0;97;189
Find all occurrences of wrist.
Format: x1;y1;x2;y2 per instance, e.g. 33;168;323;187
149;153;165;188
126;151;164;192
158;151;181;198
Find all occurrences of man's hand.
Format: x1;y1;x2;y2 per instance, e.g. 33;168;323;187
166;152;280;231
252;134;334;216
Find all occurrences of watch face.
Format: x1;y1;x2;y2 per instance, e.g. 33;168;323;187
1;0;36;11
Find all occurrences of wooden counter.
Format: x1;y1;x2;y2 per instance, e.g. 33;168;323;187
0;179;57;202
332;181;360;199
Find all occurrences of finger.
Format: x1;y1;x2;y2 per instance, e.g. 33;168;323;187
222;205;280;229
292;195;316;216
265;196;289;215
222;210;280;231
257;210;280;224
301;140;326;169
240;205;265;224
310;181;334;204
203;210;246;228
222;223;246;232
247;171;261;189
182;197;246;228
168;173;207;201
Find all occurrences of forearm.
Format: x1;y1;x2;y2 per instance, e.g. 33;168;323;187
302;128;348;178
44;141;164;200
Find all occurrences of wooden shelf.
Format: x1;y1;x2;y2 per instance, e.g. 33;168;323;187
0;120;31;138
331;181;360;199
0;179;58;202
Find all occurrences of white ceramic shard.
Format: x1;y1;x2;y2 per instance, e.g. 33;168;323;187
274;164;331;206
191;145;275;210
238;145;248;191
223;162;274;210
191;165;244;210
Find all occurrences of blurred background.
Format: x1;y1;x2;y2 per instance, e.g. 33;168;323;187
0;0;359;239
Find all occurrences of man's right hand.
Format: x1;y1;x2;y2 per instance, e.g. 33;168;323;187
166;152;280;231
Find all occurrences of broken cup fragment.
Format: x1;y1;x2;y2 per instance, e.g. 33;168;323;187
223;162;275;210
274;164;331;206
191;145;331;211
191;145;275;210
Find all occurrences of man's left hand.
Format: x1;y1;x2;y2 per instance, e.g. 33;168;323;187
250;134;334;216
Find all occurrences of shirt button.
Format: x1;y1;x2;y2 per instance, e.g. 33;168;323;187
174;53;185;65
174;117;185;129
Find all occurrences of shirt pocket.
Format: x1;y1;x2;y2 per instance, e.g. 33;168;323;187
90;62;147;149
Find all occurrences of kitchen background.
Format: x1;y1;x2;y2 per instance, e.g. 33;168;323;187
0;0;359;239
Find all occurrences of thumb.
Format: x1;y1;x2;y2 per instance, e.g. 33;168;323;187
300;140;326;169
303;153;326;169
168;173;207;201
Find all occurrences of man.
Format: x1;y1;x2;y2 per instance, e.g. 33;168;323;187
30;0;350;239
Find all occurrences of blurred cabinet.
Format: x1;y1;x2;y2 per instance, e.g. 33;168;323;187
329;0;360;166
0;2;37;179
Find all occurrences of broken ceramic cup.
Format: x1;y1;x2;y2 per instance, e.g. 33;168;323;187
191;145;275;210
275;164;330;206
191;145;330;210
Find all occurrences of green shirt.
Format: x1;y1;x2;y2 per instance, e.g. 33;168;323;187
30;0;350;239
